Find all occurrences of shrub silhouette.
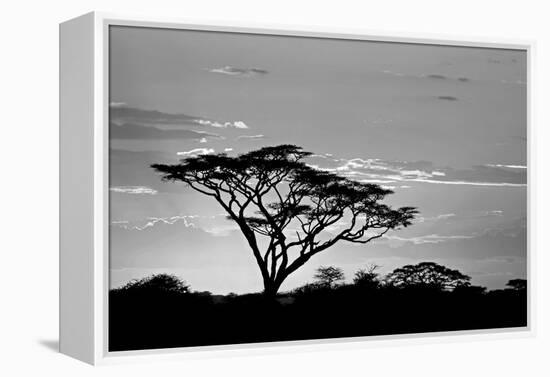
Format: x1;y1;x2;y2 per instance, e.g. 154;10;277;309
151;145;417;296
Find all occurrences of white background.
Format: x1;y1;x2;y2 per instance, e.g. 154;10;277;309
1;0;548;375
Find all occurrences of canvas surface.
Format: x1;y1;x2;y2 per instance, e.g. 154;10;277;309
107;25;527;351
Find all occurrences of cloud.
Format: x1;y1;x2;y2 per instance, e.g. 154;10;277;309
111;105;199;127
415;213;456;224
177;148;215;157
236;134;265;140
111;215;196;231
110;104;249;132
384;233;475;246
195;119;249;129
416;210;508;225
381;70;406;77
435;213;456;220
305;154;526;188
425;74;448;80
234;121;248;129
224;148;234;152
110;186;158;195
382;71;471;84
199;138;208;143
208;66;269;77
110;123;220;140
407;179;525;187
111;213;238;235
484;164;527;169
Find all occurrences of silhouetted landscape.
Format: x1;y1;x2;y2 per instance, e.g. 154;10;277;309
109;263;527;351
108;28;527;352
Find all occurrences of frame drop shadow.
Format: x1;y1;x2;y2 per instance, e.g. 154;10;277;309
38;339;59;352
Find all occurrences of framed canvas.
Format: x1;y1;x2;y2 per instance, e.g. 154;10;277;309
59;12;534;365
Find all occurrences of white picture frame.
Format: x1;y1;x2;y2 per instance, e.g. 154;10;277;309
59;11;535;365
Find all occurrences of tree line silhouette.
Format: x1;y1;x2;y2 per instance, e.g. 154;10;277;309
109;262;527;351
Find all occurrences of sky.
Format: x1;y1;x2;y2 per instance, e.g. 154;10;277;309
109;25;527;294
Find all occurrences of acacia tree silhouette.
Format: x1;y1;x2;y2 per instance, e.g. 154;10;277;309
314;266;345;288
152;145;417;297
385;262;471;290
506;279;527;291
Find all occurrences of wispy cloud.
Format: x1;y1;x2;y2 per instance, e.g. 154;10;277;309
110;123;220;140
109;104;250;136
406;179;525;187
384;233;476;246
110;186;158;195
195;119;249;129
424;74;448;80
111;214;238;235
306;154;526;188
437;96;459;101
208;66;269;77
381;71;472;83
177;148;215;157
111;215;196;231
236;134;265;140
414;213;456;223
381;70;406;77
484;164;527;169
417;210;504;224
430;213;456;221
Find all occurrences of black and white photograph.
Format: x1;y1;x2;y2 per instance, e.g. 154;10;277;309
108;25;527;351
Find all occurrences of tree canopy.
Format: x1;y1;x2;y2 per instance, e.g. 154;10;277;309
117;273;190;294
152;144;417;296
314;266;345;288
506;279;527;291
385;262;471;290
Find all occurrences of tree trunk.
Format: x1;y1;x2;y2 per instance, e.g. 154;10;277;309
262;279;282;298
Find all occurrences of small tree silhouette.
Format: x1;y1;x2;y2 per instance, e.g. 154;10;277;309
353;264;381;289
314;266;345;288
152;145;417;296
385;262;470;291
506;279;527;291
